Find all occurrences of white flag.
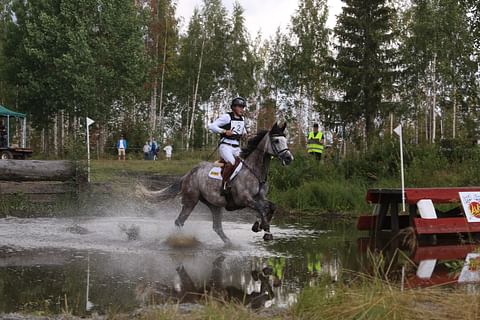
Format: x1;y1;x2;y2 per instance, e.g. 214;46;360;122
86;117;95;126
393;124;402;137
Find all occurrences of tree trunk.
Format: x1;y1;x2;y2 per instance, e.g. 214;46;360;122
158;21;168;142
53;114;58;156
150;34;160;136
186;34;205;151
452;85;456;139
61;110;65;154
431;53;437;143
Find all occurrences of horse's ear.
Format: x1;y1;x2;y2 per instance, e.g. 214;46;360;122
281;122;287;131
271;122;279;131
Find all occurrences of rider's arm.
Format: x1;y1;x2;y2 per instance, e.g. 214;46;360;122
208;114;230;134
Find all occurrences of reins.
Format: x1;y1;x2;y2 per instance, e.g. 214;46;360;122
239;133;289;188
205;143;220;162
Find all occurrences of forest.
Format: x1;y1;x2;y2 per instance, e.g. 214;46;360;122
0;0;480;157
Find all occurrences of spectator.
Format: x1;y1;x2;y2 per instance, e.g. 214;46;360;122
116;135;128;160
151;139;158;160
163;144;173;160
143;141;151;160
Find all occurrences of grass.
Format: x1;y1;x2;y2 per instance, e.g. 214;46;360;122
90;159;199;182
294;274;480;320
134;300;284;320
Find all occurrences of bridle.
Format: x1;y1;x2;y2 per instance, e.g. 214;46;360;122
238;131;291;191
270;134;290;158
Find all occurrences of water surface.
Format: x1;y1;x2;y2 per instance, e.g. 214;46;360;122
0;206;363;316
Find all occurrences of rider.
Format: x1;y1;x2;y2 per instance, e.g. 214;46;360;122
208;96;248;195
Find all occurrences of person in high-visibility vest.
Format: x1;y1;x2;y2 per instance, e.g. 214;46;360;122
307;123;324;160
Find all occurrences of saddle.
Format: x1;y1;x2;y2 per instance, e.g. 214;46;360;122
214;158;242;175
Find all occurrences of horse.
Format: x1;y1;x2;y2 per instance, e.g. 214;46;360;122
137;122;294;243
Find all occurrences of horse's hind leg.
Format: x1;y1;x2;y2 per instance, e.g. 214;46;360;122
207;204;230;243
174;196;198;228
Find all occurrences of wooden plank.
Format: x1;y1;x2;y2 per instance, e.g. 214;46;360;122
367;187;480;204
0;181;75;194
366;188;402;204
405;187;480;204
413;217;480;234
413;244;479;262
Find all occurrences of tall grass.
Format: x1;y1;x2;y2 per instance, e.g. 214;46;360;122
294;274;480;320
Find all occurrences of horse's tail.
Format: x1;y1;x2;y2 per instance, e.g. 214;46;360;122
135;176;184;202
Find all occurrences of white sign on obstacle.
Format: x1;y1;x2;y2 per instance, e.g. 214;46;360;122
459;192;480;223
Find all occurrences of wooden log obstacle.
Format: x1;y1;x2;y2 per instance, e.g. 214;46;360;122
0;160;86;203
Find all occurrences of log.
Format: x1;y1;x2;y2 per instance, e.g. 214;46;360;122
0;160;78;181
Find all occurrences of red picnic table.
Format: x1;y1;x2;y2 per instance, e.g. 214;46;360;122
357;187;480;235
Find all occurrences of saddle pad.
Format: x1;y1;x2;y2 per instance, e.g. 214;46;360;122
208;163;243;181
208;167;222;180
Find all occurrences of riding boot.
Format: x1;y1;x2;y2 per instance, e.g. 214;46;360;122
221;163;235;196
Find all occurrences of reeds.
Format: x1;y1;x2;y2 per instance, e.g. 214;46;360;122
293;273;480;320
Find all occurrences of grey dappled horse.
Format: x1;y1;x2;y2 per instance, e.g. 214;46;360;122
138;122;294;243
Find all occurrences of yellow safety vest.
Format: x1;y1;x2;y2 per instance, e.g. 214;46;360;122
307;131;324;154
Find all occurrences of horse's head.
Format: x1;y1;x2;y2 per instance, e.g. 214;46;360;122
268;122;294;166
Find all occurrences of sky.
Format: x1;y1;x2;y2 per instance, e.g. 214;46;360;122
175;0;344;39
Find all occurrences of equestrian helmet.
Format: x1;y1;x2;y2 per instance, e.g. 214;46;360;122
231;96;247;109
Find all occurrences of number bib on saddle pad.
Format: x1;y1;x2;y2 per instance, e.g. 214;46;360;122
208;163;243;181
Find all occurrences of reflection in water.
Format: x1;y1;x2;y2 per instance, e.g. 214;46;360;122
357;235;480;289
135;255;276;309
85;254;94;311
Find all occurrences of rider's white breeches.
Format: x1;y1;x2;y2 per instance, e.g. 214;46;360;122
219;144;240;165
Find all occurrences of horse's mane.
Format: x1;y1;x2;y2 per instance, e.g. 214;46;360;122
240;130;268;158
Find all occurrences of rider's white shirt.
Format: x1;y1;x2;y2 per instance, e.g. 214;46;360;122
208;113;247;146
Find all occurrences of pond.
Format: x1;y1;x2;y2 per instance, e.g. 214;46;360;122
0;203;478;317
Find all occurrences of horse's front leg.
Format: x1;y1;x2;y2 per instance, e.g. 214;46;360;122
251;200;274;241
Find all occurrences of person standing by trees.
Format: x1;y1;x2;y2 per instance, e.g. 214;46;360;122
151;139;158;160
208;96;248;195
143;141;151;160
163;144;173;160
307;123;324;161
116;135;128;161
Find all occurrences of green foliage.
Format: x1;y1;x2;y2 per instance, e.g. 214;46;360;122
399;0;479;142
3;0;148;129
332;0;398;139
269;155;369;213
269;139;480;214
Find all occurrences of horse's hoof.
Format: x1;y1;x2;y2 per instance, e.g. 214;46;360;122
260;225;269;232
174;220;183;228
263;233;273;241
252;221;260;233
262;266;273;275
